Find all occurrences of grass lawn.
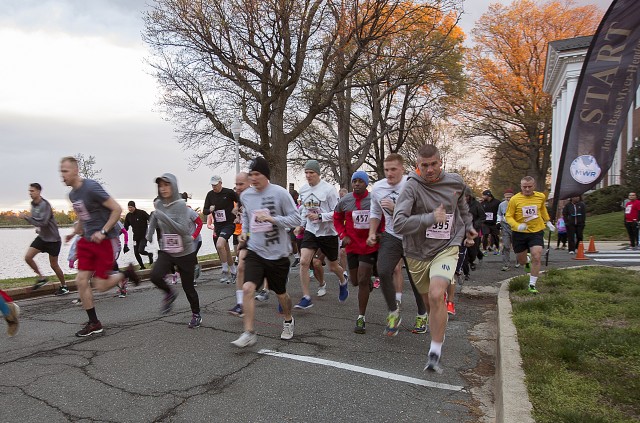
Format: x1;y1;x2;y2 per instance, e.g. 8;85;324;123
582;211;627;241
0;253;221;290
509;267;640;423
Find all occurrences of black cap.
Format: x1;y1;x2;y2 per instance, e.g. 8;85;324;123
249;157;270;179
482;190;492;197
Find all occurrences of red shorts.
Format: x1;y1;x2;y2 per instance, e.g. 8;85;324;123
77;237;114;279
0;290;12;303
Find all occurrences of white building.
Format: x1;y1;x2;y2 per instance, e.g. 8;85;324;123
543;35;640;199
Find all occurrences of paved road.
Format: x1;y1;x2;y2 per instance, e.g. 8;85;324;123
1;242;636;422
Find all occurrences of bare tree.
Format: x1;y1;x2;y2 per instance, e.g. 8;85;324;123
144;0;438;187
74;153;104;184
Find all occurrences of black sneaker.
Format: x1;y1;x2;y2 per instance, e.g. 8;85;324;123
291;257;300;267
424;352;442;372
76;321;103;337
122;263;141;286
55;286;70;296
148;253;154;265
32;278;48;290
188;313;202;328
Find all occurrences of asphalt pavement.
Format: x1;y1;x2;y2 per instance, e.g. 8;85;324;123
1;240;637;422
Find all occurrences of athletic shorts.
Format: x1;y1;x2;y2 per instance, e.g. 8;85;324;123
405;245;458;294
512;230;544;254
77;237;115;280
30;237;61;257
301;231;340;262
346;252;378;270
232;234;239;246
215;223;235;240
243;250;290;295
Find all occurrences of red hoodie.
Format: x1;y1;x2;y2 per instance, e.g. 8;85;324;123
333;190;380;255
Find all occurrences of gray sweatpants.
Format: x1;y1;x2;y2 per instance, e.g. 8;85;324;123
500;222;513;266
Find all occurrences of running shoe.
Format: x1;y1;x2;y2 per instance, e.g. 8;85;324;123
412;315;428;334
232;331;257;348
424;352;441;372
55;286;70;296
194;264;201;280
148;253;154;265
354;316;366;334
228;304;244;317
188;313;202;328
161;288;179;314
123;264;141;286
524;262;531;273
528;285;538;294
255;290;270;302
32;278;48;290
514;263;520;268
230;272;237;284
118;286;127;298
76;321;103;337
464;274;470;281
309;269;314;280
373;277;380;289
294;297;313;309
384;312;402;337
501;266;509;271
470;263;476;271
343;271;349;284
317;284;327;297
5;302;19;337
220;271;230;284
281;317;295;340
447;301;456;316
291;257;300;267
338;283;349;302
493;250;500;255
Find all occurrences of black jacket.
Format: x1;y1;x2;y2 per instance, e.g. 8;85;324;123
124;208;150;241
562;201;587;226
468;197;486;231
481;197;501;225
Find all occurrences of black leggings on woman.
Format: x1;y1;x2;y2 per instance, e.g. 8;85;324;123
150;251;199;314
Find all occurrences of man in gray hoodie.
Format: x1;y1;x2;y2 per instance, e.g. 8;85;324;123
393;144;477;372
231;157;301;347
147;173;202;329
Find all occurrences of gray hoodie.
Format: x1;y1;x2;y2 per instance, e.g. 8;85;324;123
393;170;472;260
146;173;196;257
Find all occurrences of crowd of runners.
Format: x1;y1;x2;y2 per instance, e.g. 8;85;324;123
4;144;586;373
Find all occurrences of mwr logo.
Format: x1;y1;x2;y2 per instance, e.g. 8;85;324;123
441;264;450;271
569;155;601;185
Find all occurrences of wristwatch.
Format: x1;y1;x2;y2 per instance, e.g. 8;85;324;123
100;229;107;235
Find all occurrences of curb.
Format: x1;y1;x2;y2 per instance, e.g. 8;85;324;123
496;278;535;423
5;259;223;301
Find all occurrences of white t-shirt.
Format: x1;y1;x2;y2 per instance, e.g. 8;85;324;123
370;176;407;240
298;179;339;237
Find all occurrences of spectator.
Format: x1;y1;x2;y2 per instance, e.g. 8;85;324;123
562;196;586;254
623;192;640;250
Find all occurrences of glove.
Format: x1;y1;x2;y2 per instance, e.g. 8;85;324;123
546;221;556;232
517;223;528;231
123;245;130;253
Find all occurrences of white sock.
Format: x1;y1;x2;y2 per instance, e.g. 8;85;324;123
222;263;229;272
236;290;243;305
231;264;237;275
304;295;311;300
294;253;300;259
395;293;402;303
429;341;443;357
529;276;538;286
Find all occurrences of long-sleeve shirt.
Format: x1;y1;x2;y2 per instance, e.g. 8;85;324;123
562;201;586;226
240;183;301;260
124;209;150;241
25;197;61;242
298;180;339;237
334;190;380;255
505;191;550;233
624;199;640;223
370;177;404;240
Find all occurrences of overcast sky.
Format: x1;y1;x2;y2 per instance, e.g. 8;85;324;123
0;0;607;212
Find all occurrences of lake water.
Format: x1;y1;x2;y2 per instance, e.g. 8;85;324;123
0;227;222;280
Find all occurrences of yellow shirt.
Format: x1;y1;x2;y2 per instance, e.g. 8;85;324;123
505;191;550;233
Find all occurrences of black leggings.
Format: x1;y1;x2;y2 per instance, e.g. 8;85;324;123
150;251;199;314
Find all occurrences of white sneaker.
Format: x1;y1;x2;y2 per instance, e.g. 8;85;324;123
281;317;295;340
317;284;327;297
231;331;257;348
255;289;269;302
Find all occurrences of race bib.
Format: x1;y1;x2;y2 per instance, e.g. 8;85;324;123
250;209;273;233
485;212;494;221
626;204;632;214
521;205;538;222
307;207;321;223
163;234;184;254
426;214;453;239
72;200;91;222
352;210;370;229
214;209;227;223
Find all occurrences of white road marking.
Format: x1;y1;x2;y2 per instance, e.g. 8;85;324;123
592;258;640;262
258;349;465;392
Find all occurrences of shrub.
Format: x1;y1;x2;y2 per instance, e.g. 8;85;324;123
584;185;627;215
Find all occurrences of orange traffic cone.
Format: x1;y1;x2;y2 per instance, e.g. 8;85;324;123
573;241;589;260
587;236;599;253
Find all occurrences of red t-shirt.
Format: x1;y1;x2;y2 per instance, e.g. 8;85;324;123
624;199;640;222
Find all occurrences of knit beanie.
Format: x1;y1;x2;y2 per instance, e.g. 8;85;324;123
249;157;270;179
351;170;369;186
304;160;321;175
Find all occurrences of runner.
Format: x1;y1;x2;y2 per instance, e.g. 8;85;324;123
231;157;301;347
147;174;202;328
181;192;203;283
124;201;154;269
623;192;640;249
1;290;19;336
497;189;515;271
481;190;500;254
334;171;380;334
203;175;239;283
60;156;140;337
21;183;69;294
504;176;555;294
294;160;348;309
366;153;428;336
227;172;252;317
393;144;477;371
